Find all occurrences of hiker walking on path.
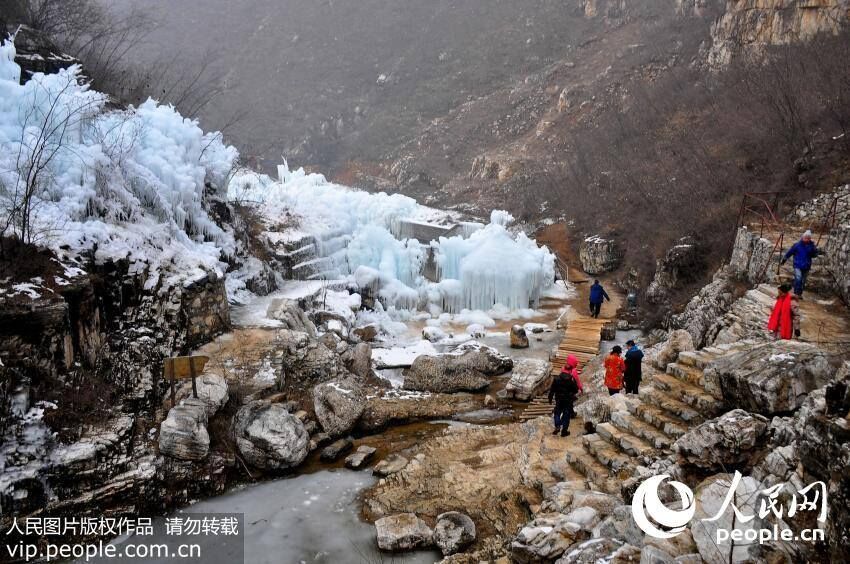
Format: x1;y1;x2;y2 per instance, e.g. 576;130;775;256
604;345;625;396
549;356;581;437
782;230;819;297
768;283;801;340
589;279;610;318
623;339;644;395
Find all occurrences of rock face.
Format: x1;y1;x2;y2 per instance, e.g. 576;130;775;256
312;377;366;437
674;409;769;470
511;325;530;348
233;401;309;470
654;329;695;370
646;237;700;305
267;298;317;336
403;355;490;393
707;0;850;67
703;341;834;414
579;236;621;274
375;513;434;552
503;359;551;400
158;398;210;461
434;511;476;556
668;270;738;348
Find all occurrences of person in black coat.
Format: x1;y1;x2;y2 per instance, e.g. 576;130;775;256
623;339;644;394
548;370;579;437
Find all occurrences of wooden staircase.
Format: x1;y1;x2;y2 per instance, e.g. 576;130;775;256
520;317;608;421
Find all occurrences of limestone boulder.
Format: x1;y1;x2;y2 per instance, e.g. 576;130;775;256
312;377;366;437
702;341;834;414
276;329;348;384
158;398;210;461
511;325;530;348
375;513;434;552
434;511;476;556
503;358;551;401
674;409;769;470
691;473;765;564
450;342;514;374
654;330;695;370
233;401;309;470
511;512;590;563
342;342;373;379
591;505;644;546
173;373;229;417
580;236;622;274
267;299;316;336
403;358;489;393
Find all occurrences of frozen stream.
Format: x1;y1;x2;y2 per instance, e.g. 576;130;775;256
109;470;440;563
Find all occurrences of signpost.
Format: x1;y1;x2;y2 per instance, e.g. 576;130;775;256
163;355;210;407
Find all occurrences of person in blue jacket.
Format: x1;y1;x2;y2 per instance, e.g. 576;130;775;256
781;230;819;297
589;279;610;318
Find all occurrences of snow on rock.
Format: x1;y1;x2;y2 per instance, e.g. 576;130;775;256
372;340;438;369
0;38;238;291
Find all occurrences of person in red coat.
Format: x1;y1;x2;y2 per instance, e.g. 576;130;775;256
768;284;801;340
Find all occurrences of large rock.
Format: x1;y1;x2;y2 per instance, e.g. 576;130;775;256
320;437;354;461
375;513;434;552
674;409;769;470
646;238;700;305
511;513;590;563
450;342;514;374
233;401;309;470
342;342;373;379
668;269;738;348
580;236;621;274
591;505;644;546
691;473;764;564
654;330;695;370
345;445;377;469
403;356;489;393
158;398;210;461
313;377;366;437
276;329;348;383
267;299;316;336
702;341;834;414
173;373;229;417
511;325;530;348
434;511;476;556
504;359;551;401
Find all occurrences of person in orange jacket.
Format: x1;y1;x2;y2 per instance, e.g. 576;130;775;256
604;345;625;395
768;283;801;340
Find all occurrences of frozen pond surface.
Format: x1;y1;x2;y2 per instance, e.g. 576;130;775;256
109;470;439;563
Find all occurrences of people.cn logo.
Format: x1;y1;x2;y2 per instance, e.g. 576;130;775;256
631;474;696;539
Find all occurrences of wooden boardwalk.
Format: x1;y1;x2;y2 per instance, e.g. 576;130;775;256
520;316;608;421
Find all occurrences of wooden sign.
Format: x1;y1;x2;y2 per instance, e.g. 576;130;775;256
163;355;209;407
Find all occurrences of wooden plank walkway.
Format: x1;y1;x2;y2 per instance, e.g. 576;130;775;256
520;316;608;421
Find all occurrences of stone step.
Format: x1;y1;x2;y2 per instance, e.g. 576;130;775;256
581;433;637;477
626;400;689;439
639;386;705;424
595;421;656;458
665;362;704;386
677;350;719;370
609;410;675;450
565;444;618;492
651;374;724;415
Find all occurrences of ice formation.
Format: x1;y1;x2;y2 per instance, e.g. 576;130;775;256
0;38;238;290
230;164;557;315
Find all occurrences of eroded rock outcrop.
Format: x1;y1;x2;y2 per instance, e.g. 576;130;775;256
375;513;434;552
158;398;210;461
579;236;622;275
434;511;476;556
674;409;769;470
267;298;317;336
503;359;551;401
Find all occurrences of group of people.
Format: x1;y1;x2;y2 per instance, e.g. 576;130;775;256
548;340;644;436
548;230;819;436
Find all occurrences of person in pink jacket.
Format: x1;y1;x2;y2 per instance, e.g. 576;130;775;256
560;354;584;393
